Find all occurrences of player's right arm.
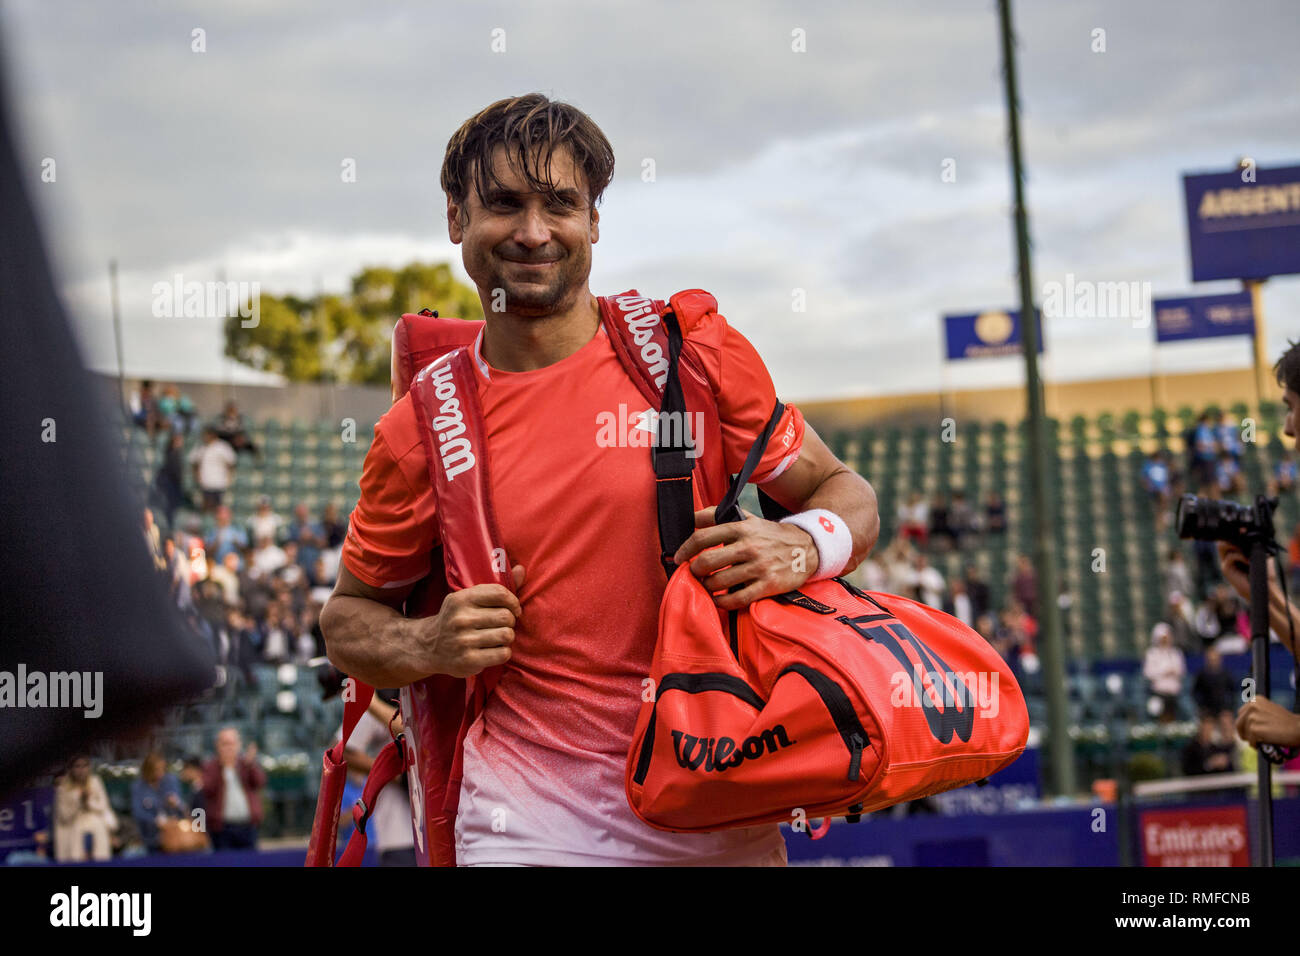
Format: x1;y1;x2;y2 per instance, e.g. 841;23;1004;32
321;565;522;689
318;397;522;689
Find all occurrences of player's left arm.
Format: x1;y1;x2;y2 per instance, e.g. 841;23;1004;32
674;424;879;611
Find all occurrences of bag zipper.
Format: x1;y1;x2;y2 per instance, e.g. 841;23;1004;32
632;672;765;786
777;663;867;782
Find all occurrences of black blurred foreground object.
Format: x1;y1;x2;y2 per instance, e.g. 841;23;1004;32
0;45;215;795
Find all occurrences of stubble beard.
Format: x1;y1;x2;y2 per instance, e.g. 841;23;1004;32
485;249;589;318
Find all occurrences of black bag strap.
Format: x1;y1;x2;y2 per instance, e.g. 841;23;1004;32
653;308;697;577
714;399;789;525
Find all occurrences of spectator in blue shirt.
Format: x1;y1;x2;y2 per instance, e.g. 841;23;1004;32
131;752;186;852
1215;452;1243;497
286;502;326;576
1141;451;1172;530
1193;413;1220;487
1217;413;1242;464
206;505;249;563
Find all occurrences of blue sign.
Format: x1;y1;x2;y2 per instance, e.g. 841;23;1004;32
943;309;1044;361
1184;164;1300;281
1154;291;1255;343
0;787;53;863
931;747;1041;815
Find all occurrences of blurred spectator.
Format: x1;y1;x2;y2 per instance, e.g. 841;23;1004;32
949;490;973;548
1192;647;1238;719
54;756;119;861
131;752;186;852
912;553;945;608
214;400;259;457
287;502;326;568
249;495;284;545
1182;714;1234;775
1276;452;1297;493
1057;581;1074;638
206;504;249;563
1011;553;1039;619
279;541;307;589
310;558;336;603
897;492;928;548
201;727;266;850
882;539;916;595
1141;451;1172;531
963;564;991;621
928;493;953;551
208;551;243;607
1193;595;1222;645
252;534;289;576
261;607;291;663
1192;538;1221;601
189;427;237;513
321;502;347;549
1191;412;1219;488
130;380;161;438
1164;547;1193;602
984;490;1007;536
1217;412;1241;465
153;430;188;527
157;383;198;436
1142;623;1186;724
949;578;973;627
1215;451;1242;497
179;757;206;818
1166;591;1197;653
143;507;167;573
1210;583;1242;640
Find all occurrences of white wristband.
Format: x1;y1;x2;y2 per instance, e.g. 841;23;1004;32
779;509;852;581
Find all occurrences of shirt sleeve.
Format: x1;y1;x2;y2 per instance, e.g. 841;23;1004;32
690;306;806;483
340;395;438;590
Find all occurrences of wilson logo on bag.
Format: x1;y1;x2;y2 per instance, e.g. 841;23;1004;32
625;568;1029;833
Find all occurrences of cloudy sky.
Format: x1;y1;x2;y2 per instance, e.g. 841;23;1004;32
2;0;1298;399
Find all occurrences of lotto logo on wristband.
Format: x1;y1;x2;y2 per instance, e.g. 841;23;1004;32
781;509;852;581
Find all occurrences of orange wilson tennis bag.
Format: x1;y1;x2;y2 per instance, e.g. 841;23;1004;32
625;411;1030;832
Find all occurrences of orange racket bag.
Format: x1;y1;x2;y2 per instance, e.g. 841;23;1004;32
625;406;1030;833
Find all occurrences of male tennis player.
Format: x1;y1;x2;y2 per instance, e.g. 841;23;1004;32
321;94;879;866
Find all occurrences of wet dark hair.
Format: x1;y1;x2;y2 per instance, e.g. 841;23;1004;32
441;93;615;225
1274;339;1300;397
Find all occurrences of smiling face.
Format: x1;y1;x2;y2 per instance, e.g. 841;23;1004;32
447;143;599;317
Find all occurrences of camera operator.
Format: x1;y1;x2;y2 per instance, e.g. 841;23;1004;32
1217;341;1300;750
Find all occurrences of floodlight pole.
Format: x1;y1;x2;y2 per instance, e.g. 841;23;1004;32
997;0;1075;798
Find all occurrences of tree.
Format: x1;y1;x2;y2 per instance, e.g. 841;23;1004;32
224;262;482;384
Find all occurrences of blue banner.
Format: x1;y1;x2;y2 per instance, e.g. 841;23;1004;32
1154;291;1255;343
0;787;53;863
943;309;1044;361
1184;164;1300;281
